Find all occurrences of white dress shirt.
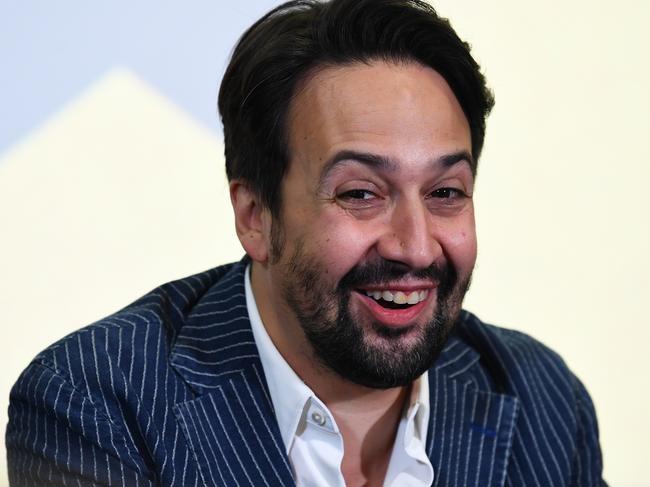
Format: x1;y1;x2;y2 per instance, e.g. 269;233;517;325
245;265;434;486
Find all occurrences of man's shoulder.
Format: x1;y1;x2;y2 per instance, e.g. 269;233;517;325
23;260;247;388
454;310;583;398
459;310;570;367
7;261;249;485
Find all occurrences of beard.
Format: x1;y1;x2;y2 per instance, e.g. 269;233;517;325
279;238;471;389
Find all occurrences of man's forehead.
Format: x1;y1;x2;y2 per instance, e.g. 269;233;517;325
286;60;472;176
290;60;460;117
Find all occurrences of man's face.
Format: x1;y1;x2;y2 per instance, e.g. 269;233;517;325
267;61;476;388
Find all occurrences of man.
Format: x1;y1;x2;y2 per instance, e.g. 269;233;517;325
6;0;605;485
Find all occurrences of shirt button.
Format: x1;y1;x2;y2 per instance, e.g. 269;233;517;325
311;411;326;426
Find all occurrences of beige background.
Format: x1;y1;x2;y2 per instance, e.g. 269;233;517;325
1;1;649;485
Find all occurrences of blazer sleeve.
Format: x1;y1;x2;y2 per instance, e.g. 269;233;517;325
570;374;608;487
6;361;154;487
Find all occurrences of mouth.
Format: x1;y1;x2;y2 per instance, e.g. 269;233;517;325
353;285;435;328
363;289;429;308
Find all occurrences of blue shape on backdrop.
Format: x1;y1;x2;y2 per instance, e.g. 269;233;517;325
0;1;282;155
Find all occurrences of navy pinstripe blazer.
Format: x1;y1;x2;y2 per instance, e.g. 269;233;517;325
7;260;606;486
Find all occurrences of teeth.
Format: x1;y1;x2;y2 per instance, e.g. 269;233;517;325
406;291;420;304
364;289;429;304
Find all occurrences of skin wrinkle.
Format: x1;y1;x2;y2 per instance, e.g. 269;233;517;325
316;150;475;196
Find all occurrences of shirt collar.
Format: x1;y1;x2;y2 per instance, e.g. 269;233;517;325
407;366;430;448
245;264;430;453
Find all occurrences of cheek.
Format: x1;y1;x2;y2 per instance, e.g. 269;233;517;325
294;215;379;278
319;226;374;273
437;212;477;271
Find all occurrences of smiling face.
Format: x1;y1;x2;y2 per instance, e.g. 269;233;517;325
255;60;476;388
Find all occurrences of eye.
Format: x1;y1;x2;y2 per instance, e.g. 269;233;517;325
334;186;384;215
425;186;471;215
430;187;465;199
338;189;377;201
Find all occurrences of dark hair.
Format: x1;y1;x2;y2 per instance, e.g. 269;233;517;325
218;0;494;217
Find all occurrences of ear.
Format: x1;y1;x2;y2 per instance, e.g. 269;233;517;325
230;180;272;264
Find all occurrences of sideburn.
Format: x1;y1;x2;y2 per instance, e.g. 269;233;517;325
269;218;285;265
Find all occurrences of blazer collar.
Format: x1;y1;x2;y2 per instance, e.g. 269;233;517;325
170;260;295;486
170;259;265;395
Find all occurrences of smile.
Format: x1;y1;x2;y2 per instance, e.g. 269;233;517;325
364;289;429;307
354;285;436;327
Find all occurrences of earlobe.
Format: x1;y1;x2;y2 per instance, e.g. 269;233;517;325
229;180;270;263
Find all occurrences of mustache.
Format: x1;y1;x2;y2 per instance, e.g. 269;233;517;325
338;259;458;295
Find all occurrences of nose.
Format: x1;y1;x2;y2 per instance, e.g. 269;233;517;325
376;196;442;270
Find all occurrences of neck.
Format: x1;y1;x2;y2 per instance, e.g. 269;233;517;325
335;385;407;486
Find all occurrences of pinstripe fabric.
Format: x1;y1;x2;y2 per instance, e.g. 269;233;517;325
6;259;606;486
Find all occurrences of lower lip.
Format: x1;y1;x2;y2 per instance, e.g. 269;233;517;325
353;291;434;327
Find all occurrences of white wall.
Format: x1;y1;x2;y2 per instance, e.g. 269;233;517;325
1;2;648;485
436;1;650;485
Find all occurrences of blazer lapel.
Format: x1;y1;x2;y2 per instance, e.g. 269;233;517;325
173;364;295;486
426;335;519;487
170;262;294;486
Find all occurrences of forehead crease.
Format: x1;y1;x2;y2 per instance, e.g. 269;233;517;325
325;151;396;174
318;150;474;187
316;152;391;190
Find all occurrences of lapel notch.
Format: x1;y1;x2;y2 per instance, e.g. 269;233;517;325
174;364;294;486
427;335;519;487
170;261;294;486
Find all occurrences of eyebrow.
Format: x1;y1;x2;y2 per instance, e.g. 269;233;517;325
319;149;475;184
